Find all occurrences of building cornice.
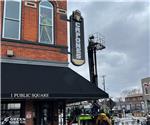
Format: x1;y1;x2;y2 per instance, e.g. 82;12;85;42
1;58;69;67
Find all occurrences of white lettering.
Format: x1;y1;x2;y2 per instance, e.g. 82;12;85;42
75;22;82;59
11;93;49;98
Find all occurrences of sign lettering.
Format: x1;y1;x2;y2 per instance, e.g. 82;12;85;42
75;22;81;59
11;93;49;99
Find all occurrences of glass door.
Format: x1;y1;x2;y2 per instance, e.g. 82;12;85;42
40;103;50;125
34;102;52;125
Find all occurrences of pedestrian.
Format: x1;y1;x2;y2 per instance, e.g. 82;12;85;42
96;113;112;125
110;116;114;125
146;114;150;125
137;119;141;125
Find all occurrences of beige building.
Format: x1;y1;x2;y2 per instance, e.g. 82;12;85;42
125;94;144;117
113;94;145;117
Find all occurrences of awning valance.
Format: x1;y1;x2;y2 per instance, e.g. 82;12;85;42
1;62;108;100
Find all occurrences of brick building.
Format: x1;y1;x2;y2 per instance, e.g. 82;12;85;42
1;0;108;125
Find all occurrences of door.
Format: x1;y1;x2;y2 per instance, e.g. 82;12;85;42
34;102;51;125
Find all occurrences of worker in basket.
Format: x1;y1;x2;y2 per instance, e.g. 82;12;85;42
96;113;112;125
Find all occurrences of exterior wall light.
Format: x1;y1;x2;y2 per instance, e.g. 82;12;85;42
7;49;14;57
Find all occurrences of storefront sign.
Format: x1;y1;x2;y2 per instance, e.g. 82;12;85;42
70;10;85;66
11;93;49;99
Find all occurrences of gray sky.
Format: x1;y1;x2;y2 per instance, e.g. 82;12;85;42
68;0;150;99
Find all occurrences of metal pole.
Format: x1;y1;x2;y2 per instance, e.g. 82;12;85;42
93;48;98;86
88;41;98;86
63;101;66;125
88;34;106;87
88;44;94;84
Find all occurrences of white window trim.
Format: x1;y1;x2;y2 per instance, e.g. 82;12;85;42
39;1;54;44
40;5;53;9
2;0;21;40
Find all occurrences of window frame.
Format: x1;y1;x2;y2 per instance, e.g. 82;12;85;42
2;0;22;40
145;87;149;95
39;0;54;44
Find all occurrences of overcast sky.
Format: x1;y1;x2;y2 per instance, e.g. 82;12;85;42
67;0;150;99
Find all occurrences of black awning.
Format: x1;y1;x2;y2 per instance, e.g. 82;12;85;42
1;62;108;100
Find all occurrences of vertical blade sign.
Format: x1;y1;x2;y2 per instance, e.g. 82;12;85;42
70;10;85;66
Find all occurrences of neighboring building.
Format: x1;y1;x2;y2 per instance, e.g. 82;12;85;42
141;77;150;113
1;0;108;125
113;94;145;117
125;94;144;117
112;99;125;117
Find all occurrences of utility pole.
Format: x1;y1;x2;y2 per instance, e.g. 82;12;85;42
102;75;106;91
102;75;107;112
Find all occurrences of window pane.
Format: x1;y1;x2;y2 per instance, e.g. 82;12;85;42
40;26;52;44
39;0;53;44
5;0;20;19
8;104;14;109
40;7;52;26
4;19;19;39
14;103;21;109
7;103;21;110
40;1;53;8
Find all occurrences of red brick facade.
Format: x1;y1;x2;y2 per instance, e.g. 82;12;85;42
25;101;34;125
0;0;68;63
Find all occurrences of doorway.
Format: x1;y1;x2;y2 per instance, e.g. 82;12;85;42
34;102;51;125
34;101;60;125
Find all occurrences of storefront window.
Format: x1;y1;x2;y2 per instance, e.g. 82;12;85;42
1;103;23;125
2;0;21;40
39;0;54;44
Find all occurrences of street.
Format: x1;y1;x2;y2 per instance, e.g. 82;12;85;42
114;117;147;125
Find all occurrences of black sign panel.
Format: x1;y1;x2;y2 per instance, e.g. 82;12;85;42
70;10;85;66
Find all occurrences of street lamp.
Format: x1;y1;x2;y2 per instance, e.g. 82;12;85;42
88;33;105;86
